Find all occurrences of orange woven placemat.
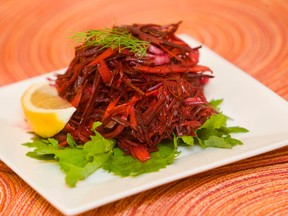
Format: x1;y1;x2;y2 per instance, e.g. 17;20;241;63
1;0;288;215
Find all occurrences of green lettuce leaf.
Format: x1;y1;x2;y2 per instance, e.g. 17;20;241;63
195;113;249;149
209;99;223;111
103;140;179;177
23;122;116;187
23;100;249;187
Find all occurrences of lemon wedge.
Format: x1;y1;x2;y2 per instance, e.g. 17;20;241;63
21;83;76;138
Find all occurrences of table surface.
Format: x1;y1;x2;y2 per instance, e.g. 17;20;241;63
1;0;288;215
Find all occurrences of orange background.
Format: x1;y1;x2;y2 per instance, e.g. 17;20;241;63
1;0;288;215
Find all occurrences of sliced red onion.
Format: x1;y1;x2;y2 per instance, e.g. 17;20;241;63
148;45;164;55
183;97;205;106
154;54;170;65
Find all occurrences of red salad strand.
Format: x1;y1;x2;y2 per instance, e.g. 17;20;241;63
53;22;216;162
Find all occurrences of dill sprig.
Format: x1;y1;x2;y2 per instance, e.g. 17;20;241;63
71;27;150;57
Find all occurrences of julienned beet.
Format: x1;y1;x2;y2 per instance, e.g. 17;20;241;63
54;22;217;162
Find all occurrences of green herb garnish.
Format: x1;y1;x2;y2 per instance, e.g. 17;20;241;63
71;27;150;57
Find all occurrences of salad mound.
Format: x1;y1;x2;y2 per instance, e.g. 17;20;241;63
53;22;216;162
23;22;248;187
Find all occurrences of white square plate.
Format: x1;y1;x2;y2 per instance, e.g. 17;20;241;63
1;35;288;215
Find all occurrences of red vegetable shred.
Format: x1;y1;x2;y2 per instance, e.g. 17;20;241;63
54;22;216;162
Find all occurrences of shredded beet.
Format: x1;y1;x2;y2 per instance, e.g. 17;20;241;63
54;22;216;162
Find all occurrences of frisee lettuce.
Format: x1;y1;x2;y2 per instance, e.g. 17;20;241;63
23;102;248;187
